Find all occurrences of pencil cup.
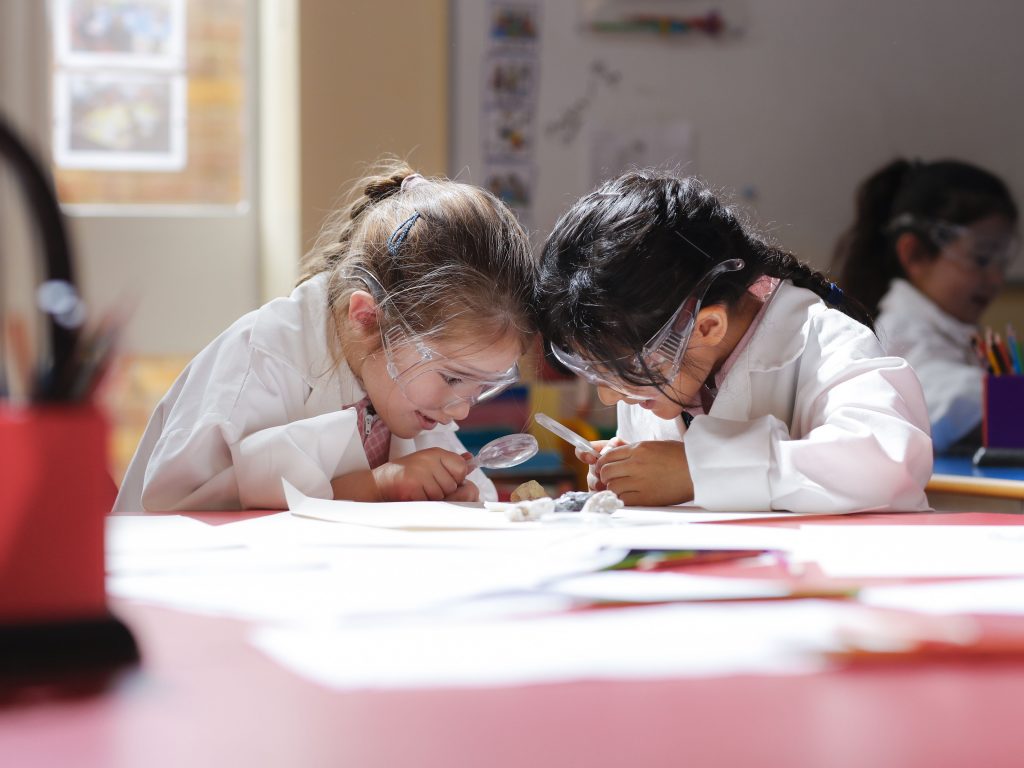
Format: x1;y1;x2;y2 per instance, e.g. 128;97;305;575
0;404;113;622
0;116;137;678
974;375;1024;466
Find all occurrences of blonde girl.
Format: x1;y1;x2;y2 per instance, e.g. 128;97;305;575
115;160;537;511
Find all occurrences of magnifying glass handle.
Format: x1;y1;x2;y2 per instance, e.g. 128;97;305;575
534;413;598;457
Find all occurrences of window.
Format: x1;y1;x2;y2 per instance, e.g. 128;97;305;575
51;0;249;208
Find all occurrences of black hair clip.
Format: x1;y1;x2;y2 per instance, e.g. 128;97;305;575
827;282;844;306
387;212;421;257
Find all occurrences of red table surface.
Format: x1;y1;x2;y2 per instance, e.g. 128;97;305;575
3;510;1024;768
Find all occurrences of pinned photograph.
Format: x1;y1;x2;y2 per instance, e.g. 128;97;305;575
484;53;538;108
489;1;540;42
484;107;534;160
54;0;186;69
53;72;186;171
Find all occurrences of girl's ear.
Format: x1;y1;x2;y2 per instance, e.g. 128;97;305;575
895;232;933;277
347;290;380;335
692;305;729;348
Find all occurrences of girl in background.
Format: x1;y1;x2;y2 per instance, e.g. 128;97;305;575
834;159;1019;452
115;159;537;511
537;170;932;512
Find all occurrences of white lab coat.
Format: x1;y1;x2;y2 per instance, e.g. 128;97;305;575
616;281;933;513
113;274;496;512
876;278;984;453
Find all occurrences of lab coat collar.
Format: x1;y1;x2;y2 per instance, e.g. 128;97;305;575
291;274;366;410
879;278;977;347
706;281;827;420
739;280;818;373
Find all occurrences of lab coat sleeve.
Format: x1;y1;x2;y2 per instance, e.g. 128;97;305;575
233;408;365;509
903;350;982;453
687;330;933;513
141;345;362;511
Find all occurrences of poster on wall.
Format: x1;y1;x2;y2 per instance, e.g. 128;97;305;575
485;165;534;214
54;0;186;70
482;1;540;231
590;119;695;188
52;0;188;172
53;72;186;171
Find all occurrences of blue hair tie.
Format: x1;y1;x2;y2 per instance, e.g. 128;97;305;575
387;212;421;257
827;282;844;306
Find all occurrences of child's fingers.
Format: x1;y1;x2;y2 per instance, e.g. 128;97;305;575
445;481;479;502
435;449;472;483
597;457;633;486
578;437;625;464
594;443;630;473
422;475;450;501
432;466;461;497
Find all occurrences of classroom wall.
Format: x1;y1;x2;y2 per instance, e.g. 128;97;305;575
452;0;1024;330
297;0;450;257
0;2;51;323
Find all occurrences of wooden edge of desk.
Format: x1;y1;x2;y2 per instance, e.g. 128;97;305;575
927;473;1024;499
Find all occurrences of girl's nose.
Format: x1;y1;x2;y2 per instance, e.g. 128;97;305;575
596;386;625;406
442;398;472;421
988;268;1007;291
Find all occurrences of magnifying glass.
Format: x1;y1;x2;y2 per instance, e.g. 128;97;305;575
534;413;598;457
465;432;538;472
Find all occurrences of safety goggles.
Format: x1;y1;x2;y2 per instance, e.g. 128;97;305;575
347;267;519;412
890;214;1019;275
550;258;745;397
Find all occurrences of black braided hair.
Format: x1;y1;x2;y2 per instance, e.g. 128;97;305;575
537;169;871;391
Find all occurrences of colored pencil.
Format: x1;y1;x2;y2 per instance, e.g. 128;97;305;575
1007;324;1023;375
984;328;1002;375
994;332;1014;376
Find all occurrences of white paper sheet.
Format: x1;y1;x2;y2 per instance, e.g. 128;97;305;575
106;514;251;574
285;481;531;530
249;600;903;690
108;539;625;623
220;511;592;552
284;480;827;530
796;525;1024;577
106;515;235;553
577;523;799;552
859;579;1024;615
548;571;792;603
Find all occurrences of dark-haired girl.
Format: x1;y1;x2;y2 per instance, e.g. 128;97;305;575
833;159;1019;452
537;170;932;512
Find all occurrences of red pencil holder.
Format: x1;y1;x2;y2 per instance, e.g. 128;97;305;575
0;117;136;678
0;404;114;622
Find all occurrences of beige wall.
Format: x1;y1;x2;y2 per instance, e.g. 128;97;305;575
298;0;449;254
983;287;1024;335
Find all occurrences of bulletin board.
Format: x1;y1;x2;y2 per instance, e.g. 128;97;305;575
451;0;1024;279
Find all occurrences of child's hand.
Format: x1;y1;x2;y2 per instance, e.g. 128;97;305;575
444;480;480;502
579;437;626;492
593;440;694;506
372;448;470;501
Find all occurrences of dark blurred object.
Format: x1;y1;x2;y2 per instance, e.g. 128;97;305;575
0;114;138;682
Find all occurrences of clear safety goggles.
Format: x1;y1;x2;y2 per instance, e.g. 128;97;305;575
890;214;1019;275
348;267;519;412
549;258;745;398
